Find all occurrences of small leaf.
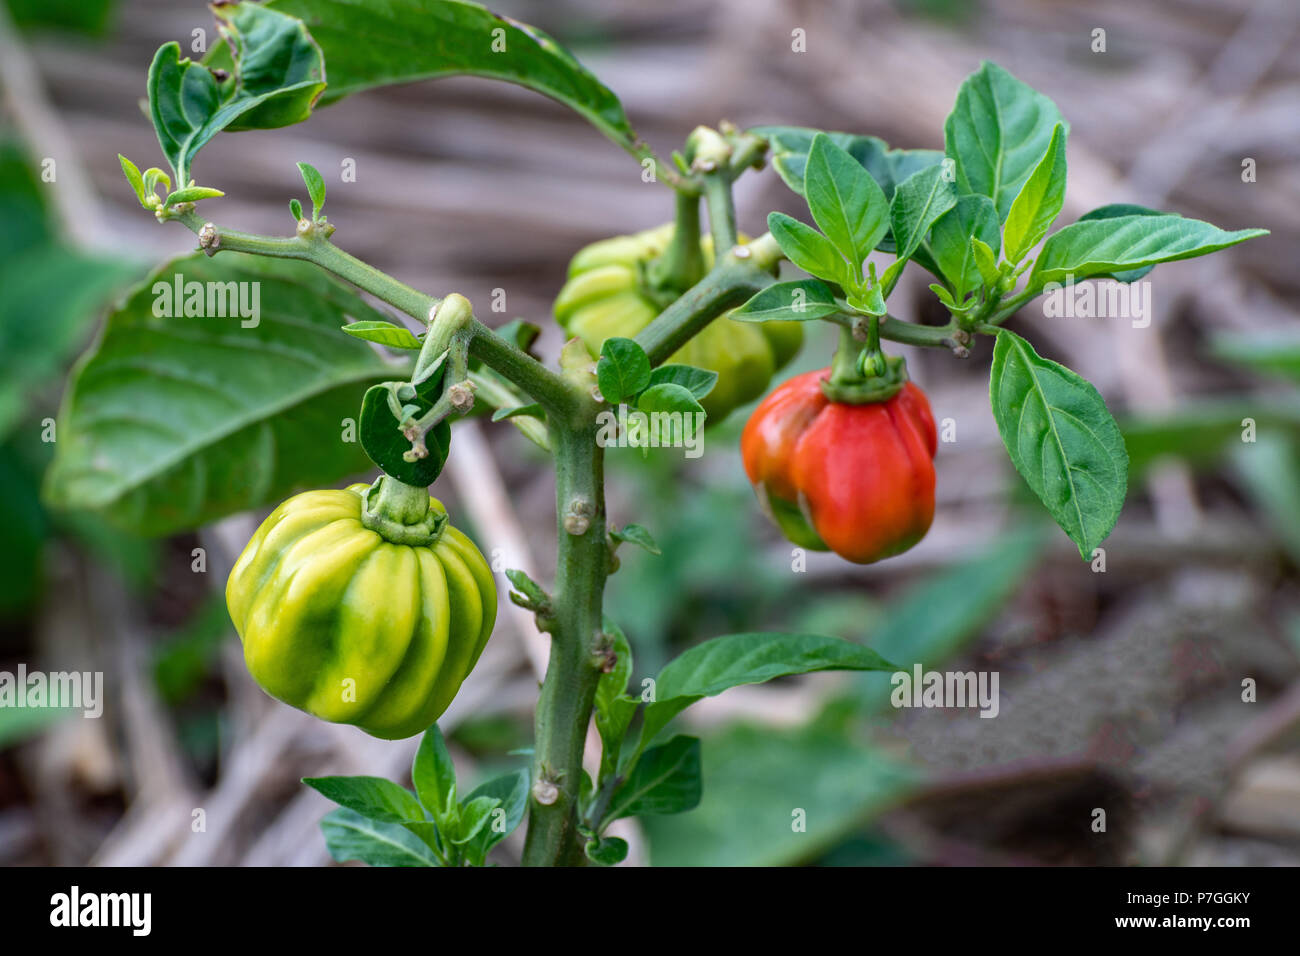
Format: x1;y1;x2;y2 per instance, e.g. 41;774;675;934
342;320;423;350
928;195;1001;299
302;776;426;823
289;197;303;221
1002;123;1067;264
320;808;441;867
118;154;147;206
971;237;1000;287
596;336;652;404
636;383;706;421
297;160;326;219
359;379;452;487
803;133;890;274
450;796;500;846
888;163;958;268
585;835;629;866
645;364;718;400
491;403;544;422
989;330;1128;558
505;569;549;609
461;769;530;864
610;524;660;555
602;735;702;826
767;212;853;289
412;724;458;823
732;279;842;323
595;617;637;780
163;185;225;205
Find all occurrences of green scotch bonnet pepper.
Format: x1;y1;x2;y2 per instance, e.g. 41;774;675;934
226;477;497;740
553;223;803;422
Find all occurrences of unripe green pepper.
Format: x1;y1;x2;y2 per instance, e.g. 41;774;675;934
553;223;803;422
226;478;497;740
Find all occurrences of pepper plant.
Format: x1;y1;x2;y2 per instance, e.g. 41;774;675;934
47;1;1267;866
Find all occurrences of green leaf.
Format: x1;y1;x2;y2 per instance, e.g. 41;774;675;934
803;133;890;274
645;364;718;400
118;154;147;206
504;568;549;609
297;160;326;219
148;4;325;186
231;0;639;155
641;724;915;866
1002;123;1067;264
594;617;637;780
358;375;452;487
602;735;702;826
0;246;139;440
449;795;500;845
927;195;1000;300
491;402;544;422
289;197;303;222
989;330;1128;558
1028;214;1268;290
944;61;1067;220
635;632;898;755
162;186;225;205
767;212;852;288
341;319;422;350
1073;204;1167;282
753;126;943;214
636;383;705;420
732;278;842;323
584;834;629;866
888;163;958;266
610;523;659;555
320;808;440;867
411;724;457;823
302;776;426;823
657;631;897;700
596;337;651;404
44;253;398;536
461;768;530;864
971;236;1000;287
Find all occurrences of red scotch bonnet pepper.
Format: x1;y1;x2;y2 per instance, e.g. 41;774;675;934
741;369;938;564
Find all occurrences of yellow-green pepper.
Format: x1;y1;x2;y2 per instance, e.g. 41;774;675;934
226;478;496;740
553;223;802;422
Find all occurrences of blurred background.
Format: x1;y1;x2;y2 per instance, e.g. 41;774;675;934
1;0;1298;866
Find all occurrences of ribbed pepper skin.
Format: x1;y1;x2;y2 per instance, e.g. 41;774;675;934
553;224;803;422
226;484;496;740
742;370;938;564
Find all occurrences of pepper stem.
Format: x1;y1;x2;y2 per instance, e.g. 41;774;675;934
822;325;909;404
360;475;445;546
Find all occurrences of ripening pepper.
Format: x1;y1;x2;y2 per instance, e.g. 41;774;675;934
225;478;497;740
741;369;937;564
553;223;803;422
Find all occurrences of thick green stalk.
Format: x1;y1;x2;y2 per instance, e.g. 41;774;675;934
634;255;777;365
701;173;739;255
521;414;609;867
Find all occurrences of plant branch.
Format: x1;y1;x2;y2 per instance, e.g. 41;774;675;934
520;418;609;866
633;247;780;365
172;212;579;417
